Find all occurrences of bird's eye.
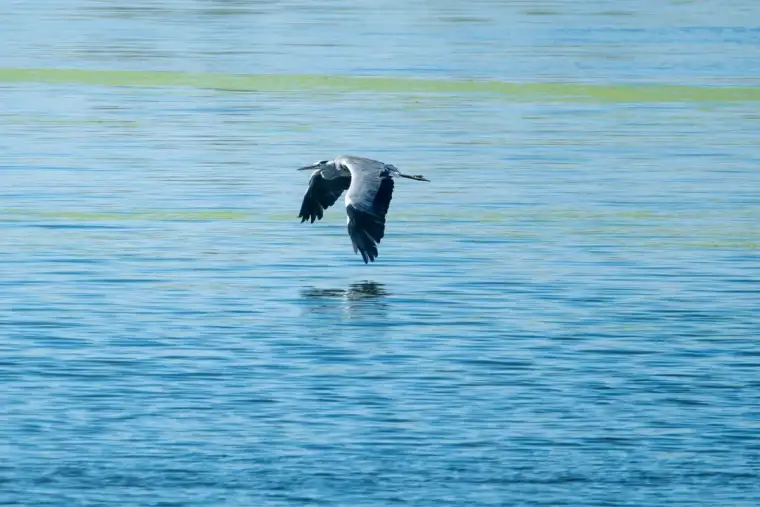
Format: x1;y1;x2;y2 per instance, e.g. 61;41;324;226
317;160;328;165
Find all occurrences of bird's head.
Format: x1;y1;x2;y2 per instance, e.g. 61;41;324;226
297;159;330;172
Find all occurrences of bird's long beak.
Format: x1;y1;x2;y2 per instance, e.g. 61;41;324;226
297;164;318;171
398;173;430;182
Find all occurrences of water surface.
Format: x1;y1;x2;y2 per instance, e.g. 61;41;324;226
1;1;759;505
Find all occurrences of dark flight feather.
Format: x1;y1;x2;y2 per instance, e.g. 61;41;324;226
346;176;394;263
298;171;351;223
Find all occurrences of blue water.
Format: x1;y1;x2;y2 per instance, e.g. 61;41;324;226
2;1;760;505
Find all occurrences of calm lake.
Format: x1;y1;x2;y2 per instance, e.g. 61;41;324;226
1;1;759;505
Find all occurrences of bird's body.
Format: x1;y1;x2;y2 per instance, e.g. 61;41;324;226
297;155;429;263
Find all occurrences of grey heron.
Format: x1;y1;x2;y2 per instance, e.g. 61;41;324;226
297;155;429;264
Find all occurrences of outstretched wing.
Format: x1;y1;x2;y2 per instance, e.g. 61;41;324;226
298;168;351;223
346;172;394;264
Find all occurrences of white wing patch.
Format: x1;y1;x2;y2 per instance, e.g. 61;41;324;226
339;156;387;213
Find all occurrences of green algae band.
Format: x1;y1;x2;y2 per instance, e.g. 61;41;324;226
2;67;759;103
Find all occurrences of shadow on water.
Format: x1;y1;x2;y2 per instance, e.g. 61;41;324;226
299;281;390;320
301;280;389;301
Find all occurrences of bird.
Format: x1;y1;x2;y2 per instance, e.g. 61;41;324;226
297;155;430;264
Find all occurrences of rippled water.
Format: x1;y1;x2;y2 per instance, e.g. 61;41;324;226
2;1;760;505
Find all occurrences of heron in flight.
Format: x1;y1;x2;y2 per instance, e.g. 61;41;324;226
297;155;430;264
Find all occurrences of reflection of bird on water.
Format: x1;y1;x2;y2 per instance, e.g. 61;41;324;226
301;281;389;301
296;155;430;264
300;281;390;324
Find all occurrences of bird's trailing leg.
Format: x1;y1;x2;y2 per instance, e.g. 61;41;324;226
397;172;430;182
385;164;430;182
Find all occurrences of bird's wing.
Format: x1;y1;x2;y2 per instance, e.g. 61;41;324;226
298;167;351;223
344;165;395;264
